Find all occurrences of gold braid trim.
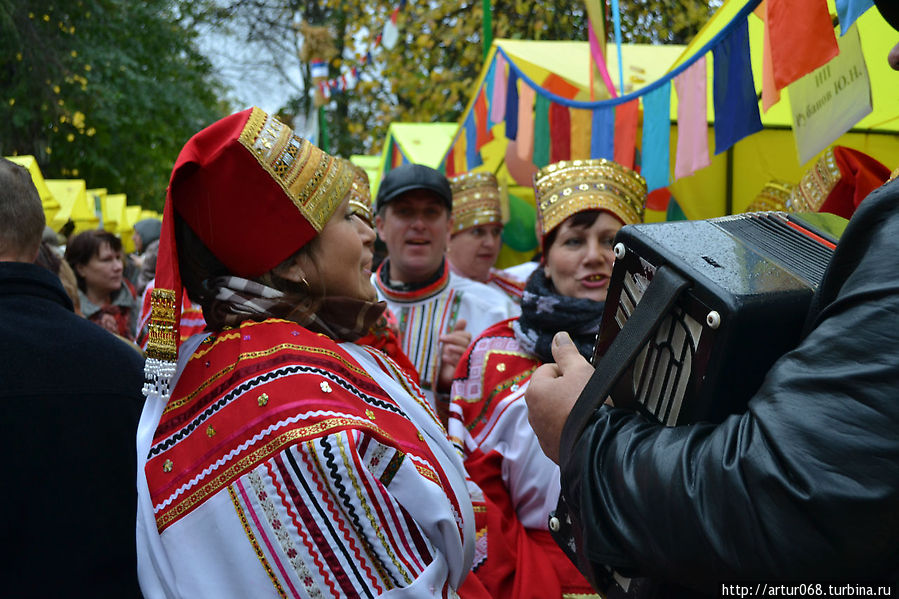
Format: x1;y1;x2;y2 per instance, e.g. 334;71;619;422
146;288;178;361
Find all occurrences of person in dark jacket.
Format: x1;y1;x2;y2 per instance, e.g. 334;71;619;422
0;157;145;598
524;3;899;593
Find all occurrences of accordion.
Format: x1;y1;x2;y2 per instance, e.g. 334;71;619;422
592;210;847;426
557;211;847;599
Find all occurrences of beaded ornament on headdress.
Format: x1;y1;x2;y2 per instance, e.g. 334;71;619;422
534;159;647;240
449;171;504;234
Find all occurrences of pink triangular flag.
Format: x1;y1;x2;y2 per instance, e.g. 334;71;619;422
490;54;507;125
674;56;711;179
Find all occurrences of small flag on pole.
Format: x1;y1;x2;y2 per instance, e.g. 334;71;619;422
311;61;328;79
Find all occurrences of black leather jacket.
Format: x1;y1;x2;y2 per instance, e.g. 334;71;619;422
560;178;899;593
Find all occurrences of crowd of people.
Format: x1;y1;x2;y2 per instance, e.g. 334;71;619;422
2;2;898;597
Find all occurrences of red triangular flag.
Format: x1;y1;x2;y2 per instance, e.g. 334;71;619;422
445;144;456;177
767;0;838;90
474;88;493;149
613;99;640;169
550;103;571;163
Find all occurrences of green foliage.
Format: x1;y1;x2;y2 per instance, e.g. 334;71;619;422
616;0;722;44
0;0;227;211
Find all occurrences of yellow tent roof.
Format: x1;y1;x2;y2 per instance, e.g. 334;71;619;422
102;193;127;232
497;39;686;101
46;179;98;233
87;188;107;229
5;155;59;223
374;122;458;198
350;154;381;199
120;205;144;254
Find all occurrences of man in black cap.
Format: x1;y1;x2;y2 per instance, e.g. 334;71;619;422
525;1;899;593
373;163;518;424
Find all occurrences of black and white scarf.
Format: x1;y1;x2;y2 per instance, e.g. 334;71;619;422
203;276;386;342
512;266;605;363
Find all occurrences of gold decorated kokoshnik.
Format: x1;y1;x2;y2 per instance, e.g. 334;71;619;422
348;163;374;225
745;180;796;213
238;107;354;233
534;159;646;238
449;171;503;234
786;147;841;213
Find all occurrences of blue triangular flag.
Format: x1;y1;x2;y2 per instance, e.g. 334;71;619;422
591;105;614;160
465;112;483;169
485;58;496;106
712;19;762;155
641;82;671;192
836;0;874;35
505;70;519;140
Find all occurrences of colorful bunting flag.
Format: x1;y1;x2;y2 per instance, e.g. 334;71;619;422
453;133;466;174
485;54;496;101
445;145;456;177
550;103;571;163
474;88;493;149
641;81;671;191
674;56;710;179
645;187;672;212
310;61;328;79
490;54;507;125
666;195;688;221
505;70;519;140
767;0;838;90
465;112;483;169
613;99;639;169
516;83;536;162
382;4;401;49
441;0;822;192
713;19;763;154
591;106;614;160
756;2;781;112
533;95;551;168
836;0;873;35
570;109;592;159
543;73;580;100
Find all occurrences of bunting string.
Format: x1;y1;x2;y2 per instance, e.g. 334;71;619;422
441;0;869;192
315;0;408;99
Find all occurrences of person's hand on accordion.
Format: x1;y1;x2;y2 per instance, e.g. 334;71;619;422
526;330;597;464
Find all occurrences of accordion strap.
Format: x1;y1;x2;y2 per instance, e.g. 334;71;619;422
559;265;689;468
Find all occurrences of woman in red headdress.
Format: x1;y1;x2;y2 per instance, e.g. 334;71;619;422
449;159;647;598
136;108;489;599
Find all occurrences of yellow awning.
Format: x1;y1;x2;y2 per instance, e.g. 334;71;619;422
375;122;459;199
5;155;59;225
46;179;98;233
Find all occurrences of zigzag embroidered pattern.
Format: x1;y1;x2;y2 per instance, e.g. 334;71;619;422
166;339;372;413
150;364;409;457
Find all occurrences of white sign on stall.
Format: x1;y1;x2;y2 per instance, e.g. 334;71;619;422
788;24;872;166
